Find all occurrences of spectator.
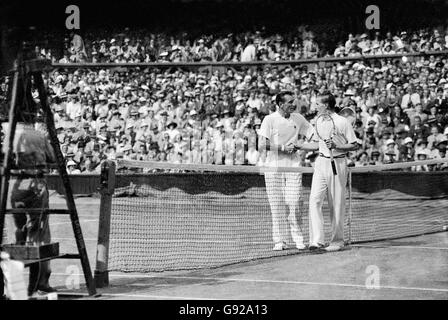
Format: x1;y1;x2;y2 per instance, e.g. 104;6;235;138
409;116;429;141
382;139;400;163
2;27;448;171
241;38;257;62
400;137;416;162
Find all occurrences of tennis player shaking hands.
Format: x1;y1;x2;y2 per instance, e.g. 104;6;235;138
258;91;313;251
300;91;359;252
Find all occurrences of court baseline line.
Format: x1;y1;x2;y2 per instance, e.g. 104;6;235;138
98;293;216;300
50;239;448;249
51;219;98;226
50;273;448;293
351;244;448;250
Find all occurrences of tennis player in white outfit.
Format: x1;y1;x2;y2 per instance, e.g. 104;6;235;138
306;92;359;252
258;91;313;251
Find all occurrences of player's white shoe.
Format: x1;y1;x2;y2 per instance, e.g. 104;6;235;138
295;243;307;250
273;242;288;251
324;244;343;252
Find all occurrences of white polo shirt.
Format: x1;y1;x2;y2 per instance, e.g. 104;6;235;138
259;111;312;167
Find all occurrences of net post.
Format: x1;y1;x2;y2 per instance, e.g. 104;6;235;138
94;160;115;288
348;169;353;245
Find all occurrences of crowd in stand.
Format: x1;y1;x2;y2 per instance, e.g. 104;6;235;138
32;25;448;64
1;28;448;173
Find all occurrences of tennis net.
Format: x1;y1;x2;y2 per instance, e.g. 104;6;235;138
100;159;448;273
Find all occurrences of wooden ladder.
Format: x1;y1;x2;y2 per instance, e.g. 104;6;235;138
0;57;97;298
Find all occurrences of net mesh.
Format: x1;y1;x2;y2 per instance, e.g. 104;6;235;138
106;160;448;273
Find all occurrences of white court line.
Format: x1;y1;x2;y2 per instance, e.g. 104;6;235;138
51;238;448;249
352;244;448;250
52;237;96;241
51;273;448;294
51;219;98;226
99;293;216;300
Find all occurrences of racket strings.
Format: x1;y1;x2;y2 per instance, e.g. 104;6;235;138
316;114;336;142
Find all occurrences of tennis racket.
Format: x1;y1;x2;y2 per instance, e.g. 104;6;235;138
315;112;337;175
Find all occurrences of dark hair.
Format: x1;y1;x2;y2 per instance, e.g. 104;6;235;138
319;91;336;111
275;91;294;106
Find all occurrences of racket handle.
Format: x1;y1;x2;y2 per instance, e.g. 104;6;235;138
329;150;337;175
331;160;337;175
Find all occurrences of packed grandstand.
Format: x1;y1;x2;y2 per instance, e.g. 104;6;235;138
1;1;448;174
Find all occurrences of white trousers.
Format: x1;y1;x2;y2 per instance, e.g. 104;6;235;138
265;172;304;245
309;157;348;246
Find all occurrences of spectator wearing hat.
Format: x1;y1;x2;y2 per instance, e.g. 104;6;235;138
382;139;400;164
414;138;430;159
165;121;180;143
67;160;81;174
369;150;381;165
412;149;430;171
399;137;415;162
434;136;448;167
157;110;169;133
